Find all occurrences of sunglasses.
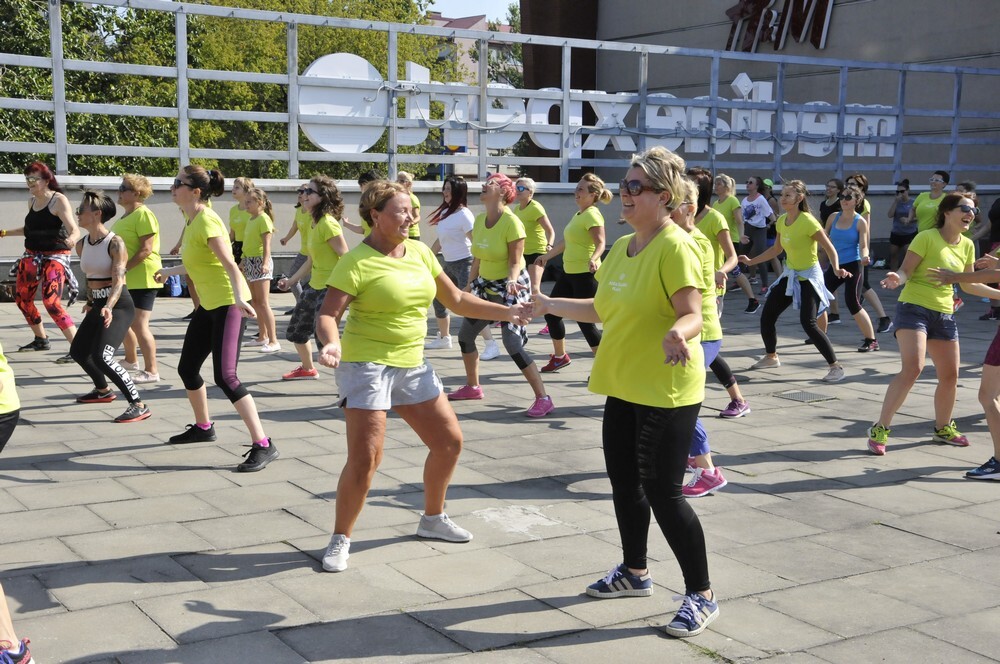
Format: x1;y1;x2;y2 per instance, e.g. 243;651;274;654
515;185;528;192
838;194;856;201
172;178;194;189
300;187;317;196
118;184;132;193
896;190;906;194
619;179;663;197
958;204;980;216
25;176;41;184
929;177;945;183
76;206;94;215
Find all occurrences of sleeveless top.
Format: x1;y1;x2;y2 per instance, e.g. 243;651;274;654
25;196;69;252
80;232;115;280
829;212;861;263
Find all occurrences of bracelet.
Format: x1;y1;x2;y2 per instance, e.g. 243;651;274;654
0;229;6;237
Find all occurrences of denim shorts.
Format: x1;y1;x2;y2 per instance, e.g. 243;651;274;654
336;361;443;410
894;301;958;342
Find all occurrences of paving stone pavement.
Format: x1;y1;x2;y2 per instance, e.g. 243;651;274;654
1;281;998;663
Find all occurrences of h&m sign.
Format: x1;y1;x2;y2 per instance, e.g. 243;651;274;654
726;0;834;53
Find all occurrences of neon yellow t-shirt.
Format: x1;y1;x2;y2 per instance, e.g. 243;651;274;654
514;199;548;255
472;210;526;281
115;205;162;290
564;206;604;274
914;192;945;233
899;229;974;314
242;213;274;258
591;223;706;408
328;240;442;368
776;212;823;271
713;195;741;238
308;214;344;290
696;207;730;282
294;208;312;255
182;208;248;310
0;341;20;414
229;206;251;242
691;228;722;342
408;193;421;239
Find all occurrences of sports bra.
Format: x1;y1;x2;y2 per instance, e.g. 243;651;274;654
79;231;115;280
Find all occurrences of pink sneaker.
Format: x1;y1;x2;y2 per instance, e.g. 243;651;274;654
526;395;554;417
448;385;484;401
719;399;750;418
682;467;728;498
538;325;550;336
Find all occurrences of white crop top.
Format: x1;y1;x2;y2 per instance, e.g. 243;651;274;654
80;231;115;280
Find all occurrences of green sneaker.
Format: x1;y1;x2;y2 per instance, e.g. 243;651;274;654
932;421;970;447
867;424;889;455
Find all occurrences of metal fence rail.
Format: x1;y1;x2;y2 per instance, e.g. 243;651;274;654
2;0;1000;181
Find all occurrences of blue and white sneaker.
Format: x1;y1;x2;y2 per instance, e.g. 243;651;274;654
966;456;1000;481
663;591;719;638
585;563;653;598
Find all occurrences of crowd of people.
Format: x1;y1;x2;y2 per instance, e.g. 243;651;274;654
2;153;1000;656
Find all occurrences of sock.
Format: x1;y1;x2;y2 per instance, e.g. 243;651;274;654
196;422;213;430
8;641;24;655
254;437;270;448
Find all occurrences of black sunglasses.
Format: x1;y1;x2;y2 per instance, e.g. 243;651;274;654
296;188;308;195
118;184;131;193
838;194;856;201
172;178;194;189
301;187;318;196
896;190;906;194
958;204;980;216
619;179;663;197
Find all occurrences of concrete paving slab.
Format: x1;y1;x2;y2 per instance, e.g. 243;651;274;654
911;606;1000;660
119;631;309;664
525;620;712;663
182;510;324;550
61;523;214;560
392;548;552;600
88;494;226;528
172;542;318;584
808;626;995;663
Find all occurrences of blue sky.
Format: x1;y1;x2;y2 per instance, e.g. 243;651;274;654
426;0;511;23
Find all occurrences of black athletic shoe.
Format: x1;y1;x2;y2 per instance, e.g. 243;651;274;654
115;402;151;423
168;424;217;444
237;440;279;472
876;317;893;334
18;337;50;352
744;298;761;314
54;353;74;364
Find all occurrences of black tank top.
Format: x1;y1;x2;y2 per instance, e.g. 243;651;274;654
25;196;69;252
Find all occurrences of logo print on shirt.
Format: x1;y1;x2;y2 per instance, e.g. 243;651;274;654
608;273;628;292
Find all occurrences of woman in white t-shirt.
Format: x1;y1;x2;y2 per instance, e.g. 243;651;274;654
742;176;776;292
426;176;499;358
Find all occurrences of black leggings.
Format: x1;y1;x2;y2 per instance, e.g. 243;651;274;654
0;410;19;455
824;260;864;315
709;355;737;389
69;292;139;403
178;304;249;403
544;271;603;348
760;276;837;364
602;397;709;594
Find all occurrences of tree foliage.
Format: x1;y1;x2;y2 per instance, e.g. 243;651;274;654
0;0;457;179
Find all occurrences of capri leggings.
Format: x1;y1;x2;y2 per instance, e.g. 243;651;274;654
543;271;603;348
760;276;837;364
690;340;722;457
0;410;20;456
824;260;864;315
15;253;74;330
602;397;710;594
457;291;532;369
69;291;140;403
287;253;309;304
433;257;472;319
745;225;771;288
177;304;249;403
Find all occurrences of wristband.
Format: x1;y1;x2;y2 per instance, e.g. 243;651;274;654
0;229;6;237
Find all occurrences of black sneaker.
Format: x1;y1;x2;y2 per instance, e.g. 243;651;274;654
115;402;151;423
54;353;74;364
876;317;893;334
237;440;279;472
744;298;761;314
168;424;217;444
858;338;880;352
18;337;50;352
980;309;1000;321
828;313;842;324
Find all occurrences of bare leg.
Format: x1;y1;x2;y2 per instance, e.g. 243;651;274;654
461;351;480;387
186;386;211;424
233;393;267;442
864;288;888;318
926;339;960;429
123;327;140;365
435;315;450;338
334;408;387;536
521;362;547;399
251;281;277;344
736;272;755;299
876;330;926;427
0;581;19;649
853;309;875;340
130;308;158;373
395;394;463;515
552;338;566;357
294;341;315;371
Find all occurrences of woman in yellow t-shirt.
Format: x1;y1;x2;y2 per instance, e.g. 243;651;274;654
313;181;531;572
534;173;609;372
155;166;274;474
712;173;759;312
228;176;253;265
738;181;847;383
278;188;314;314
115;173;162;384
396;170;422;241
277;176;349;381
535;146;718;639
512;177;555;294
449;173;554;418
867;193;1000;456
241;188;279;353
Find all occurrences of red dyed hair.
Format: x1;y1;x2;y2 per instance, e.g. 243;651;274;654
24;161;62;192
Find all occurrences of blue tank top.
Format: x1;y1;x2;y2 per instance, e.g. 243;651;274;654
829;212;861;263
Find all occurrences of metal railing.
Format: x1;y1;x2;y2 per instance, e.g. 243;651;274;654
2;0;1000;182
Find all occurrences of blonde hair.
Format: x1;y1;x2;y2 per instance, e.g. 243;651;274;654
677;178;698;206
121;173;152;201
580;173;613;205
233;176;255;193
246;187;274;221
396;171;414;188
630;146;687;210
360;180;407;224
714;173;736;196
516;177;536;193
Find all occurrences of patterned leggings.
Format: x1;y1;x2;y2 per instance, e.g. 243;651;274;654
15;255;74;330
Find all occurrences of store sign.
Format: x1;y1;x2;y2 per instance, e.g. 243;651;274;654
726;0;834;53
299;54;895;159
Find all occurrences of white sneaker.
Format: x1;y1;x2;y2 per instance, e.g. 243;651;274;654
132;370;160;384
260;342;281;353
416;513;473;542
822;365;845;383
750;355;780;369
119;360;140;372
426;335;453;350
243;337;266;347
481;339;501;361
322;534;350;572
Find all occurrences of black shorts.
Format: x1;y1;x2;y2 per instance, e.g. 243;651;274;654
889;232;917;248
0;409;19;455
524;252;545;267
130;287;159;311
